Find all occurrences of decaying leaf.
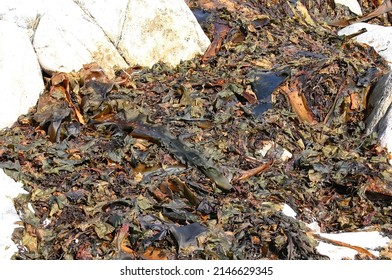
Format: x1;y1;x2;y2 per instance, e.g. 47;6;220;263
280;81;317;124
142;247;169;260
1;0;391;261
202;21;230;63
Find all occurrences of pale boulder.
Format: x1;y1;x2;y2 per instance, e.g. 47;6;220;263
0;1;211;259
4;0;210;78
117;0;211;67
0;169;28;260
338;23;392;66
0;0;45;38
0;20;41;259
33;0;129;78
74;0;129;44
0;20;44;129
334;0;362;16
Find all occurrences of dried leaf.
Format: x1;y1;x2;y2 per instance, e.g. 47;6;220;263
142;247;168;260
236;160;273;182
313;234;378;259
202;22;230;63
280;81;317;124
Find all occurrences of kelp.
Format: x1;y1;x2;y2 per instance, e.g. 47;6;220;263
0;0;391;260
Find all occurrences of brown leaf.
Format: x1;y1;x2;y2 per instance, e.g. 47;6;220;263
350;92;361;110
167;177;200;206
235;160;273;182
113;224;137;257
280;81;317;124
329;0;392;27
142;247;168;260
79;62;110;84
50;73;86;125
363;176;392;197
202;22;230;63
76;243;93;260
313;234;378;260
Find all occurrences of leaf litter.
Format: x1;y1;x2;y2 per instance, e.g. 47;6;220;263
0;0;391;260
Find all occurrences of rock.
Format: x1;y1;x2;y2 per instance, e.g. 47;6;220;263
116;0;211;67
0;0;44;39
338;23;392;67
2;0;211;78
339;23;392;161
0;20;42;259
365;71;392;136
315;231;390;260
33;0;129;78
334;0;362;16
0;20;44;129
366;70;392;163
0;169;28;260
75;0;211;68
74;0;128;44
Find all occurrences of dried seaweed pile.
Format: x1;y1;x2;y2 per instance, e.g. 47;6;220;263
1;0;391;260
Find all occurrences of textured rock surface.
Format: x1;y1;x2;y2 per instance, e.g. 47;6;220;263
33;0;128;78
0;169;27;260
339;23;392;160
365;71;392;135
334;0;362;15
1;0;210;78
117;0;211;67
0;20;44;129
366;70;392;162
338;23;392;66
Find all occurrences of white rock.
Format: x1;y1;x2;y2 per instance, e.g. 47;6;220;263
0;0;211;260
319;231;390;250
0;19;41;258
74;0;129;44
0;169;28;260
338;23;392;66
2;0;211;77
306;220;390;259
334;0;362;16
118;0;211;67
281;203;297;218
0;0;44;39
316;241;362;260
316;231;390;259
0;20;44;128
33;0;128;78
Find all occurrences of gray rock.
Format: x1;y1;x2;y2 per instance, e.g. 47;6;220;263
365;71;392;136
366;70;392;162
339;22;392;161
